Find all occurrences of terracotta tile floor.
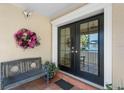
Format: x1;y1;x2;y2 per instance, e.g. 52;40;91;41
12;72;97;90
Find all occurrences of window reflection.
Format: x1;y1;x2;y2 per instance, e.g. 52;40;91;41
80;20;98;75
60;27;71;68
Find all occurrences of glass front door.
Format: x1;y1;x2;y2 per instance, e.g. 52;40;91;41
58;24;75;74
58;13;104;86
80;20;99;75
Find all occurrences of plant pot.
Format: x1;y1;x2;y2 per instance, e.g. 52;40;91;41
49;72;57;79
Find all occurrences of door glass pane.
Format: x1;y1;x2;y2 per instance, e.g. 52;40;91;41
80;20;99;75
60;27;71;68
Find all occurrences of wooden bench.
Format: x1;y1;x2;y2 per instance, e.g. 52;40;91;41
0;57;49;90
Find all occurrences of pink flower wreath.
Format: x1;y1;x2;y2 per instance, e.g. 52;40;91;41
14;28;40;49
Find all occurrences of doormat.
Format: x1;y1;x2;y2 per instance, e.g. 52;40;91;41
55;79;74;90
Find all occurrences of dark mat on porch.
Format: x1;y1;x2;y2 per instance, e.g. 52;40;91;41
55;79;74;90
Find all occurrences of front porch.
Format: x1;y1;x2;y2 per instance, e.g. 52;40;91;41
1;3;124;90
12;72;97;90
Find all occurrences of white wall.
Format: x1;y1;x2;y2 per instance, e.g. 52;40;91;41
112;4;124;89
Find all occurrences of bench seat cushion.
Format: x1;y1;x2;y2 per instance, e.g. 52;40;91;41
3;68;44;87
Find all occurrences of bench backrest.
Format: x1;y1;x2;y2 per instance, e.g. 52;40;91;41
0;57;42;78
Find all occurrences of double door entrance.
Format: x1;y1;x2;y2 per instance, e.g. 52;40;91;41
58;13;104;86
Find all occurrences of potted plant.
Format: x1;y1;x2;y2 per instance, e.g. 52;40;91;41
106;83;124;90
44;61;58;79
106;84;112;90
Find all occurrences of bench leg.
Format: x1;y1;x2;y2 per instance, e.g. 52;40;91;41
46;73;49;85
0;81;3;90
0;82;1;90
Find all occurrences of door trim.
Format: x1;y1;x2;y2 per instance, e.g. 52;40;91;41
51;3;112;89
58;13;104;85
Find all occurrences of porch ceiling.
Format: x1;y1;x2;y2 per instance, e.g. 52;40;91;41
12;3;86;20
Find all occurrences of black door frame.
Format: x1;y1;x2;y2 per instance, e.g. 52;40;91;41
75;13;104;86
58;23;76;74
58;13;104;86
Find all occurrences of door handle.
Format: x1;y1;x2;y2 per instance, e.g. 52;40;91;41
71;50;74;53
71;50;78;53
75;50;78;53
71;46;75;53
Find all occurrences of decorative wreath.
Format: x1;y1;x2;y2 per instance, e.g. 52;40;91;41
14;28;40;49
